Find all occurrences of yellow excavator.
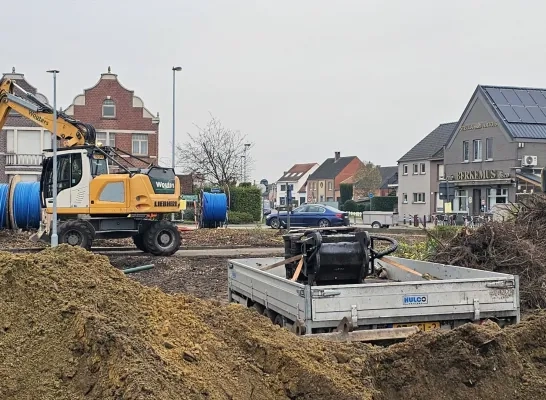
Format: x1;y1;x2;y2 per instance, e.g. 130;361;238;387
0;77;182;256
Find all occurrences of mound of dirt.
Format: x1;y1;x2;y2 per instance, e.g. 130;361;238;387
0;246;371;400
365;314;546;400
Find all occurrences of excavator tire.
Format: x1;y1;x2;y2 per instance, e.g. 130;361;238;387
58;220;94;250
132;234;148;252
143;220;181;256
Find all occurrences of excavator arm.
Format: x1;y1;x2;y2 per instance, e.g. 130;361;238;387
0;77;95;147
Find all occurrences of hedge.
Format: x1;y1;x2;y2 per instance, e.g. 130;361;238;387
229;186;262;221
371;196;398;211
340;183;353;205
228;211;254;224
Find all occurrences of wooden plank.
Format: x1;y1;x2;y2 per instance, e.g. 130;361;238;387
259;254;302;271
290;258;304;281
304;326;419;342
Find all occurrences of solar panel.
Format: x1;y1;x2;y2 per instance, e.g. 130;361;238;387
512;106;535;123
527;106;546;123
498;105;520;122
485;88;509;105
501;89;523;105
515;90;536;106
529;90;546;106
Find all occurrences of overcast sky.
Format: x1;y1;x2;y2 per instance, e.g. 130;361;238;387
4;0;545;183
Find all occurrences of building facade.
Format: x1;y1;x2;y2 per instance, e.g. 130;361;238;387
0;68;52;183
397;122;456;219
444;85;546;216
307;152;362;203
64;67;160;169
275;163;319;206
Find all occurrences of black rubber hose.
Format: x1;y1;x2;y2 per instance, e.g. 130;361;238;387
369;235;398;258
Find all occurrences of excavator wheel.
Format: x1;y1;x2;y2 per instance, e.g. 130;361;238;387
132;234;148;252
143;220;181;256
58;220;94;250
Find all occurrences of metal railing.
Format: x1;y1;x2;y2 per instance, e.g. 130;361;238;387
5;153;44;166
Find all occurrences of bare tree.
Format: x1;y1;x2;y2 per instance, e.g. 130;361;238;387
176;114;253;186
352;161;382;199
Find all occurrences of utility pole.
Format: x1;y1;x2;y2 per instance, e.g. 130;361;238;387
172;66;182;170
46;69;59;247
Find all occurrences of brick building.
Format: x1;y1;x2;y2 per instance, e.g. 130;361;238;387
0;68;52;183
64;67;160;168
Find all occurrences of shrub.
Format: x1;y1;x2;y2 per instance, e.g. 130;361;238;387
229;186;262;221
371;196;398;211
228;211;254;224
183;207;195;221
343;200;358;212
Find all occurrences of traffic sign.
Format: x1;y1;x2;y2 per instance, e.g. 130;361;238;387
181;194;198;202
368;192;374;199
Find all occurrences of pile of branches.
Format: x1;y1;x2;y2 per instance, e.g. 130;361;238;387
430;195;546;310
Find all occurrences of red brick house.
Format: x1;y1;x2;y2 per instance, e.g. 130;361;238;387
64;67;159;168
306;152;363;203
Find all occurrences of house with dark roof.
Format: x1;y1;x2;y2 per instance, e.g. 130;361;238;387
397;122;457;219
306;152;363;203
275;162;319;206
444;84;546;216
0;68;51;184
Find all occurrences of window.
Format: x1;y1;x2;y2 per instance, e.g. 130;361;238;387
487;188;508;209
280;197;286;205
43;153;83;199
486;138;493;160
402;193;408;203
455;189;468;212
413;192;425;203
438;164;445;180
96;132;116;147
420;163;426;174
463;141;469;162
473;139;482;161
327;181;332;190
403;164;408;175
102;99;116;118
413;164;418;174
280;184;286;191
132;134;148;155
300;196;306;205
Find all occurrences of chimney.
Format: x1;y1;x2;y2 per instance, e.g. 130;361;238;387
334;151;340;162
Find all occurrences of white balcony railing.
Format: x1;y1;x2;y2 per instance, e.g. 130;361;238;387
5;153;44;166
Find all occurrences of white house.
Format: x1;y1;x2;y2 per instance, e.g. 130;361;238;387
275;163;319;206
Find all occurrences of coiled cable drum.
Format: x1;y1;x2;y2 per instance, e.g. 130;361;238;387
201;191;227;223
12;182;41;229
0;184;8;228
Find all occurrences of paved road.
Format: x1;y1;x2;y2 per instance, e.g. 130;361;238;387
174;247;283;257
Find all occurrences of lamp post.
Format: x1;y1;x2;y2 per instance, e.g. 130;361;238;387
46;69;59;247
172;66;182;171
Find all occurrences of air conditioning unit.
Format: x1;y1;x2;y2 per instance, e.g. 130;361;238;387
521;155;538;167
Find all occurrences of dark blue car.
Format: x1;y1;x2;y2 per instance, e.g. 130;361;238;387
265;204;350;229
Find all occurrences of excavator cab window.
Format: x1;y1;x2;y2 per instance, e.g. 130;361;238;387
43;153;84;199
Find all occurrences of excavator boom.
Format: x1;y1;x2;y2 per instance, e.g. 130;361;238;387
0;77;94;147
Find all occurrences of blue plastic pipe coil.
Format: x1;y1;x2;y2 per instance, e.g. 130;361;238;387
201;191;227;223
12;182;41;229
0;184;8;228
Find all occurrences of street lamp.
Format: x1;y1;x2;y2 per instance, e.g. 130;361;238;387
46;69;59;247
172;66;182;171
243;143;251;182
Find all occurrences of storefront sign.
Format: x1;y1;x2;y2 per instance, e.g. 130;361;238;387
459;121;499;131
456;170;509;181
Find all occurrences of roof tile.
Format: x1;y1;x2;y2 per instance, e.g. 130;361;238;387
398;122;457;163
309;155;358;180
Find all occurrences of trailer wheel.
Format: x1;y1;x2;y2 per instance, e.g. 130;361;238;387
273;314;284;327
252;303;265;315
143;220;181;256
371;221;381;229
264;308;276;323
58;220;94;250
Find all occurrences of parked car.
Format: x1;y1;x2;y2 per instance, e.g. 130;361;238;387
265;204;350;229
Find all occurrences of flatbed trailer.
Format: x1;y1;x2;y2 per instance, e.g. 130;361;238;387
227;255;520;341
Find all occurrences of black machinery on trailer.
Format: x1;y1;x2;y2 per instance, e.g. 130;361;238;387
282;226;398;285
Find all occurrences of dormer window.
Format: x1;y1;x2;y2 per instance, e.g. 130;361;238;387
102;99;116;118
